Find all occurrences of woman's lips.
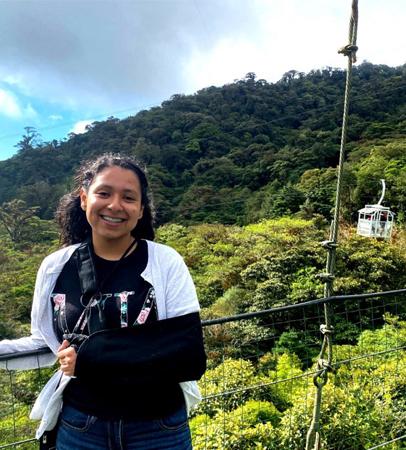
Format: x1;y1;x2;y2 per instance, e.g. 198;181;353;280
100;215;126;224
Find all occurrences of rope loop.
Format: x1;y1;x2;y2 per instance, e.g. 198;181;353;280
320;324;334;335
317;272;335;282
313;358;335;388
313;366;328;388
319;358;335;374
338;44;358;60
320;240;338;250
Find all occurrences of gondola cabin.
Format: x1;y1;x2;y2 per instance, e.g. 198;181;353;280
357;179;395;239
357;204;394;239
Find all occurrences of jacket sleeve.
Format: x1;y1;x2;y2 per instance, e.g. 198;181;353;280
163;247;200;318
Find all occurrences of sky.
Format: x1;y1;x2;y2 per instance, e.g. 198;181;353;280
0;0;405;160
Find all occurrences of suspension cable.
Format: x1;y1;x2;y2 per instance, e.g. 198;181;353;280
305;1;358;449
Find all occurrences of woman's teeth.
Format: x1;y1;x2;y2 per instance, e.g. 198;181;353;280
101;215;125;223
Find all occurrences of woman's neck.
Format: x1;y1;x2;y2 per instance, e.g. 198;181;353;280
92;235;136;261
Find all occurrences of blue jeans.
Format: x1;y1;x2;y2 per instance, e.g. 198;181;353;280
56;403;193;450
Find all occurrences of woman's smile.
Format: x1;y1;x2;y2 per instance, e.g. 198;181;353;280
100;215;126;224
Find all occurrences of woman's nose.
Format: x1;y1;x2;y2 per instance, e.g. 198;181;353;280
107;195;123;211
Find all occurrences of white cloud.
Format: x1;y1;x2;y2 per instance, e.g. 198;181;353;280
0;89;22;118
185;38;264;90
0;89;38;120
1;73;31;94
49;114;63;121
184;0;351;90
70;120;93;135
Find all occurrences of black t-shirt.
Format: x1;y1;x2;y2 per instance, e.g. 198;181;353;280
51;240;184;419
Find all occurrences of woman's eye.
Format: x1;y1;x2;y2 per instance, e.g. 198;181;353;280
125;196;136;202
96;192;109;197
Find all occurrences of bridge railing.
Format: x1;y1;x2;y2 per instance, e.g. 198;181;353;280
1;289;405;449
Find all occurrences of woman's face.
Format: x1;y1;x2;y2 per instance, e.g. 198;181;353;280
80;166;144;247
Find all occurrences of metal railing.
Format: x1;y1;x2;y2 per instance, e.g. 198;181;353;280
1;289;405;449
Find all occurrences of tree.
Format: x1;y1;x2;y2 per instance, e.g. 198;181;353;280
14;127;42;154
0;200;39;244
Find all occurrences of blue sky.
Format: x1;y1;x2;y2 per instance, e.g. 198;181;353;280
1;0;405;160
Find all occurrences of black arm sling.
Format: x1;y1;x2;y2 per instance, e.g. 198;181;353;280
65;239;206;384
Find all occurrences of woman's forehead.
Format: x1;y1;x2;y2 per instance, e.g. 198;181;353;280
92;166;141;189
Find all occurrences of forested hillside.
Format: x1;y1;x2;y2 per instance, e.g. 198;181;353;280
1;61;405;337
0;62;405;449
0;62;405;225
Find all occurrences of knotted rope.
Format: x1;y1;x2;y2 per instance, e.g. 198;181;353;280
305;2;358;449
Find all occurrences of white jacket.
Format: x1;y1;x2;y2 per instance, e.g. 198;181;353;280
0;240;202;438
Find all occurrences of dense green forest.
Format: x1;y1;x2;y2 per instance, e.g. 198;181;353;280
0;62;405;226
0;63;405;448
1;220;405;448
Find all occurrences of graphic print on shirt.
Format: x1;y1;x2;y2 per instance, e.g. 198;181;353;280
114;291;135;328
134;287;157;325
52;287;157;333
51;293;68;334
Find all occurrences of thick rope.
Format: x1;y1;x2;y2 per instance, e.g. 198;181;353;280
305;1;358;449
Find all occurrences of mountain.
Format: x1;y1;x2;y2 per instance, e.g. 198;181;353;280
0;62;405;225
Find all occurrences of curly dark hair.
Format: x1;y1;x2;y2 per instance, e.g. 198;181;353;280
56;153;155;245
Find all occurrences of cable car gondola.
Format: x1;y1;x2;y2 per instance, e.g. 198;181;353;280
357;179;395;239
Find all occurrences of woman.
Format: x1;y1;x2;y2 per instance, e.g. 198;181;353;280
0;153;205;449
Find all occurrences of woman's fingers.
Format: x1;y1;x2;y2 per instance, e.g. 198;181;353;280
57;341;78;376
57;339;70;352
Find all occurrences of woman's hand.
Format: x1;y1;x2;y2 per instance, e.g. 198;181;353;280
57;340;77;377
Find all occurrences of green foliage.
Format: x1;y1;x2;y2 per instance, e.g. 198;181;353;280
156;218;406;362
0;200;39;245
297;167;337;218
289;266;323;303
0;199;58;251
0;404;36;447
195;358;257;416
0;64;404;226
190;317;406;449
0;367;54;448
191;400;280;449
357;314;406;353
158;217;406;319
353;140;406;222
0;237;54;338
209;287;247;318
13;367;56;405
274;330;318;365
0;215;405;448
336;231;406;293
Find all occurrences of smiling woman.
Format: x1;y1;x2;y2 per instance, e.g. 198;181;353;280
0;153;206;450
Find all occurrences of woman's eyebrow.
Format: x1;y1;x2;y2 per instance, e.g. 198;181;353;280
94;183;112;190
94;184;137;194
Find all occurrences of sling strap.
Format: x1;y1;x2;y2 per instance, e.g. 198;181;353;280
64;238;137;342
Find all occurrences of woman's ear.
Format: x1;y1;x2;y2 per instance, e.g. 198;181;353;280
79;188;87;211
